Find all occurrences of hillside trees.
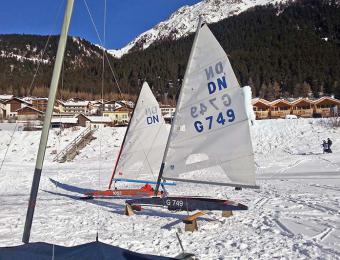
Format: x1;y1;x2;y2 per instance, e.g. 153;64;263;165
0;0;339;101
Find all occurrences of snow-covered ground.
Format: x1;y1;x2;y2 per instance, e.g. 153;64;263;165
0;119;339;259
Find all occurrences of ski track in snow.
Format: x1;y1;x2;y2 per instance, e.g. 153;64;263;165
0;119;340;259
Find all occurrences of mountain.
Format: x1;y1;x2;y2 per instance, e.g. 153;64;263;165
0;0;340;100
109;0;289;58
0;35;123;99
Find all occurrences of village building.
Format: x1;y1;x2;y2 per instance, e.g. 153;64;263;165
51;117;78;128
88;100;105;115
291;98;314;118
160;105;176;123
160;105;176;116
103;100;118;112
16;106;44;121
314;96;340;117
0;97;31;119
269;99;292;118
252;98;271;120
32;97;49;112
102;106;132;126
57;100;90;115
118;100;134;109
77;114;113;128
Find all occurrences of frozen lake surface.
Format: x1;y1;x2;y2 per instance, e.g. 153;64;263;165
0;118;339;259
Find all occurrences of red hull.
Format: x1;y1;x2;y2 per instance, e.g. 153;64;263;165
84;189;160;198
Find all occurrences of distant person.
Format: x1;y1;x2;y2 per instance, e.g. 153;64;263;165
327;138;333;153
322;140;328;154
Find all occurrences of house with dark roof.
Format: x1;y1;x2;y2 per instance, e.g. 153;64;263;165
16;106;44;121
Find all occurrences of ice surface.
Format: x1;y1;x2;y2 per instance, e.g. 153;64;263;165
0;119;339;259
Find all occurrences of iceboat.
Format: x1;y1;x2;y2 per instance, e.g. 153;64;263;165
84;82;175;199
126;18;259;213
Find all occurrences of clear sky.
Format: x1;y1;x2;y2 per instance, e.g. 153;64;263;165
0;0;201;49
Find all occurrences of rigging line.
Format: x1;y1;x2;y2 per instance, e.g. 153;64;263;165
55;55;66;190
136;120;166;182
82;0;123;98
28;0;66;95
0;123;18;173
96;0;107;241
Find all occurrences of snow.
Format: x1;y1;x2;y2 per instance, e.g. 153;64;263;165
86;116;112;123
0;50;49;64
60;101;90;107
51;117;78;124
0;118;340;258
109;0;290;58
0;95;13;101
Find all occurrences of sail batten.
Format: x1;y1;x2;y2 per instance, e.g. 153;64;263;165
161;23;257;187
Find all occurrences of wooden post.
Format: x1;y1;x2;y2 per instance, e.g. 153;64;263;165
124;204;135;216
184;220;198;232
222;211;233;218
182;211;206;232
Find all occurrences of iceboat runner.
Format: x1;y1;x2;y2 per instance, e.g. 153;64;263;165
126;18;259;212
84;82;175;199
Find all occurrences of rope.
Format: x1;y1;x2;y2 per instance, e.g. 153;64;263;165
28;0;65;95
82;0;123;98
94;0;108;242
0;123;18;173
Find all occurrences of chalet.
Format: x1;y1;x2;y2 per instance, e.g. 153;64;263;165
314;96;340;117
270;99;292;118
291;98;314;118
77;114;113;128
32;98;49;112
16;106;44;121
0;97;31;119
252;99;271;120
102;106;132;126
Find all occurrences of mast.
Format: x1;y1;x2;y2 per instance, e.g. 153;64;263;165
108;85;143;189
22;0;74;244
154;16;204;195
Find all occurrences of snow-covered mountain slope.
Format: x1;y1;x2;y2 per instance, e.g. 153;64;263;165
109;0;289;58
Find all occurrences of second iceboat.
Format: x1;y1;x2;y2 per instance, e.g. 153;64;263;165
85;82;175;199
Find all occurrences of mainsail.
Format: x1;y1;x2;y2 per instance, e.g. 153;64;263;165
161;23;257;188
110;82;168;185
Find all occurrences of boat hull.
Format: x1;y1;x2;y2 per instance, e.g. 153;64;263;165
126;196;248;211
83;189;161;199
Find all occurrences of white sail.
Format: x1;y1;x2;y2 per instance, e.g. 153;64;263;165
114;82;168;182
162;24;257;188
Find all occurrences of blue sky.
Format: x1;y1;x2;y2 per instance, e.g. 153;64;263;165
0;0;200;49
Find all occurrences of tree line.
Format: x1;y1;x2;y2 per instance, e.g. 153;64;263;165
0;0;339;102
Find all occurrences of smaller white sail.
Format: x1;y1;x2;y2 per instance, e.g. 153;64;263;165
112;82;169;182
